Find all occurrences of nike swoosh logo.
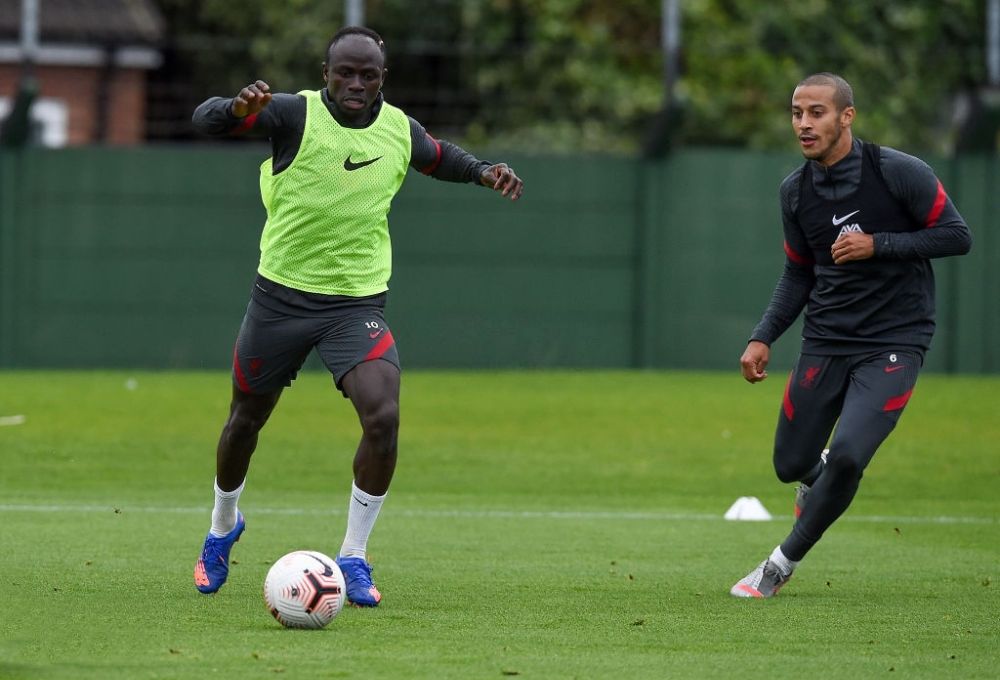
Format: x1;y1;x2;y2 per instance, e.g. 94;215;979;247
832;210;860;226
884;365;905;373
344;155;382;171
369;330;384;339
304;552;335;577
352;494;369;507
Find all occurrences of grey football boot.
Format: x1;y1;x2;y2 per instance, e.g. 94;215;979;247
730;559;792;598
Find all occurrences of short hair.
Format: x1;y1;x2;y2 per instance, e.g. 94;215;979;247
797;72;854;111
327;26;386;62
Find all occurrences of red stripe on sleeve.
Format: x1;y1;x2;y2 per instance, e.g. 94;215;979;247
233;344;251;393
232;113;258;135
883;388;914;412
784;240;814;266
419;134;443;175
782;372;795;421
924;179;947;228
365;330;396;361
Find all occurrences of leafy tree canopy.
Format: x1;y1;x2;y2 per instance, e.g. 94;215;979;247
156;0;987;154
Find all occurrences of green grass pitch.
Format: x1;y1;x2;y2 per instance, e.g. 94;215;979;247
0;370;997;679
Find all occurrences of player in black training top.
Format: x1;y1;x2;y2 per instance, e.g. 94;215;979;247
730;73;972;598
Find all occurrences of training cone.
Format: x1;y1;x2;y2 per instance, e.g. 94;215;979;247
724;496;772;521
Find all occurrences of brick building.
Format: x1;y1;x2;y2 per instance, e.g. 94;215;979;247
0;0;163;146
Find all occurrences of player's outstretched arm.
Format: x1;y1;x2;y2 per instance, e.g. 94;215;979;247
479;163;523;201
231;80;273;118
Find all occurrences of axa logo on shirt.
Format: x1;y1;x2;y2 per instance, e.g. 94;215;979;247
832;209;862;237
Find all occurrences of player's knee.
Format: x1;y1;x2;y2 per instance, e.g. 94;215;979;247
824;449;865;482
226;407;270;441
772;443;812;483
773;459;806;484
226;416;260;441
360;402;399;448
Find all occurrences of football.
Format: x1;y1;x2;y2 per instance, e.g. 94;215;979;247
263;550;346;629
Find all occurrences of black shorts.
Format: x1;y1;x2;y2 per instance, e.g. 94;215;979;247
231;275;400;395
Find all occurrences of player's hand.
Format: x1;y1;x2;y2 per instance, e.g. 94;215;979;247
480;163;523;201
831;232;874;264
740;340;770;383
231;80;272;118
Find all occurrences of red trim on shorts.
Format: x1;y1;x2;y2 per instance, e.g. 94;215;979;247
784;241;814;266
233;344;251;393
365;330;395;361
419;134;443;175
883;388;914;412
232;113;258;135
782;372;795;421
925;179;946;228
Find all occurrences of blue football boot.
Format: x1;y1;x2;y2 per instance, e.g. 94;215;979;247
194;513;245;594
335;555;382;607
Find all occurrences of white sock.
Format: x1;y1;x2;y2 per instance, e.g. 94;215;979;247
769;545;798;577
210;478;244;537
339;482;386;559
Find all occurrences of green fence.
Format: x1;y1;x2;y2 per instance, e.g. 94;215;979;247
0;146;995;373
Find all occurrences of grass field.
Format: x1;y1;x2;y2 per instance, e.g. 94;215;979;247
0;370;997;679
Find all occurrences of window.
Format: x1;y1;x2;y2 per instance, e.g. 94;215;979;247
0;96;69;147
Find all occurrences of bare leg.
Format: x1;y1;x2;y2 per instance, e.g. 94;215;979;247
340;360;400;495
216;385;283;491
334;360;399;605
195;384;281;592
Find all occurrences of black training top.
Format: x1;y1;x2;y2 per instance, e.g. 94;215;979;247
751;138;972;355
192;90;492;184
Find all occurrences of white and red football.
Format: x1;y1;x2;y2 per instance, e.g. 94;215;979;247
263;550;346;629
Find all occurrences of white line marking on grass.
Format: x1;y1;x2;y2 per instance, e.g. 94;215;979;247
0;503;995;525
0;414;26;426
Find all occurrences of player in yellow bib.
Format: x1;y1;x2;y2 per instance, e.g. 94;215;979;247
191;26;523;606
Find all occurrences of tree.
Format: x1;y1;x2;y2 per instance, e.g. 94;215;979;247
151;0;987;154
679;0;985;153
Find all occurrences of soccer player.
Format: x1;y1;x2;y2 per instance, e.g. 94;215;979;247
190;26;523;606
731;73;972;598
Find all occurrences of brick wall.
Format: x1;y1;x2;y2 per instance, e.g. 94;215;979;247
0;63;148;145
